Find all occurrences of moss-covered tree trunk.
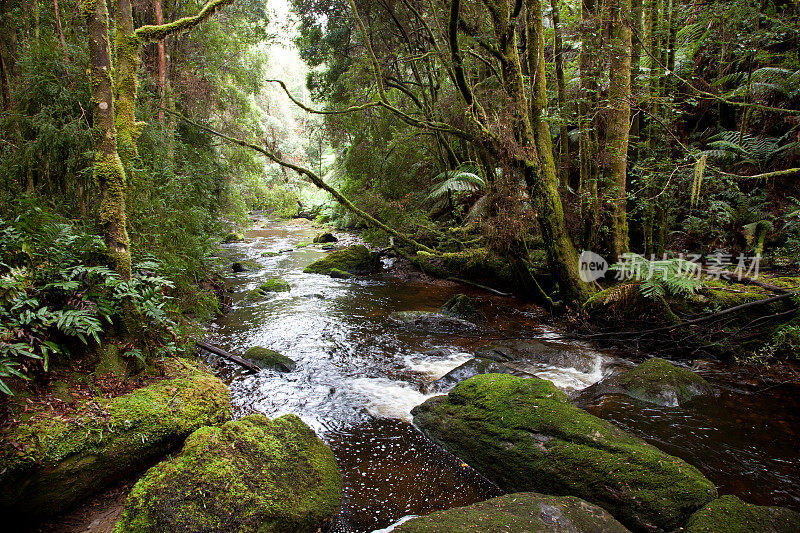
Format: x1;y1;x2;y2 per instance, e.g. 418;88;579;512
550;0;570;187
578;0;601;251
85;0;132;280
605;0;632;261
115;0;145;165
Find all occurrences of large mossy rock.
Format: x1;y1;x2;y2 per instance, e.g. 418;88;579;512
303;245;377;276
440;294;477;319
684;495;800;533
424;357;515;394
412;374;717;532
313;232;338;244
115;414;343;533
244;347;297;372
580;358;713;407
0;361;231;521
395;492;630;533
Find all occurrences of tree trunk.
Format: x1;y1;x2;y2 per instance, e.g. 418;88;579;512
605;0;632;261
578;0;601;250
550;0;569;186
629;0;643;159
53;0;68;62
154;0;166;123
114;0;144;165
84;0;132;280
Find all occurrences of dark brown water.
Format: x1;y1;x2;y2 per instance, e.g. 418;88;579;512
204;218;799;531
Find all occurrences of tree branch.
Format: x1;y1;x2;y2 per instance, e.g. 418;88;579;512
136;0;233;43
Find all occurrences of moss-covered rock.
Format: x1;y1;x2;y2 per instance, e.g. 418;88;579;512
303;245;377;276
258;278;290;292
411;374;717;532
244;347;297;372
115;414;342;533
232;260;262;273
313;232;338;244
329;268;353;279
684;495;800;533
223;232;243;243
261;251;281;257
580;358;713;407
389;311;477;333
0;361;231;521
440;294;477;318
395;492;630;532
424;357;515;394
411;248;516;284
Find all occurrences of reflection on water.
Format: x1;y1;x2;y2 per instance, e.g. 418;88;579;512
204;219;609;531
576;366;800;510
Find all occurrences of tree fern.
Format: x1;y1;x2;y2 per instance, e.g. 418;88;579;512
427;163;486;208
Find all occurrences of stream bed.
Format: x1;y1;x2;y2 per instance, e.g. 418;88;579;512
204;218;799;532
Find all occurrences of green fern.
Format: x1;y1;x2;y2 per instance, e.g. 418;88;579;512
609;254;703;300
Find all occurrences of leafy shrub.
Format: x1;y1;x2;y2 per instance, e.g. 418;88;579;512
0;215;177;394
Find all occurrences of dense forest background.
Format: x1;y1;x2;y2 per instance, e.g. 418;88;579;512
1;0;799;392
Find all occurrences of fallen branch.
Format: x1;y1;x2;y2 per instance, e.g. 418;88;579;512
582;292;797;339
447;276;512;296
196;340;259;373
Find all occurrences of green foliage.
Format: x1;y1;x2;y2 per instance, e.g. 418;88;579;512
610;254;704;300
0;212;178;394
427;164;486;209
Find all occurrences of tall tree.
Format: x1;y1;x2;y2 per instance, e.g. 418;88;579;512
605;0;633;260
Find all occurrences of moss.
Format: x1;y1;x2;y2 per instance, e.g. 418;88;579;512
0;360;231;519
231;260;262;273
244;347;296;372
412;374;717;532
261;251;280;257
395;492;630;533
303;245;376;276
329;268;353;279
95;343;129;377
440;294;477;318
684;495;800;533
313;232;338;244
259;278;290;292
223;232;243;243
115;414;342;533
411;248;516;284
599;357;713;407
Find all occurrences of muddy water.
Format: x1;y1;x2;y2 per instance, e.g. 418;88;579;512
205;219;610;532
206;219;799;531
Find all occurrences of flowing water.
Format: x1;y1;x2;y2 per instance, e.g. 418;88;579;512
204;218;799;532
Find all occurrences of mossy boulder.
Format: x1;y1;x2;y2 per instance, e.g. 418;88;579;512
244;347;297;372
232;260;262;273
223;232;243;243
580;358;713;407
389;310;477;333
440;294;477;319
411;374;718;532
0;361;231;521
424;357;515;394
395;492;630;532
411;248;515;285
313;232;338;244
329;268;353;279
115;414;342;533
259;278;290;292
684;495;800;532
303;245;377;276
261;251;281;257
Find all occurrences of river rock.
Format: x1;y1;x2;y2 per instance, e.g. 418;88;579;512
411;374;718;532
388;311;477;333
424;357;516;394
232;260;262;273
579;357;713;407
0;361;231;522
440;293;477;319
223;232;243;243
313;232;338;243
395;492;630;533
474;339;599;374
115;414;342;533
303;245;378;276
244;347;297;372
684;495;800;532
